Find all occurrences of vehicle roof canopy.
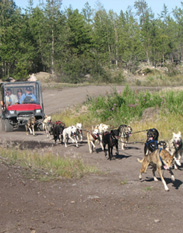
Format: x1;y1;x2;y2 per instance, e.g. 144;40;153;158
1;81;43;106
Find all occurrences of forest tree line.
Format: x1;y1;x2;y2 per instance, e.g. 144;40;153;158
1;0;183;82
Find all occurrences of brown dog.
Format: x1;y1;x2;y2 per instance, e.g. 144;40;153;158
25;116;36;136
138;148;175;191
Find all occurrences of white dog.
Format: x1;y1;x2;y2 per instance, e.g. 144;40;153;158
75;123;83;142
42;115;52;136
87;127;101;153
62;125;79;148
166;131;183;169
92;123;109;151
98;123;109;134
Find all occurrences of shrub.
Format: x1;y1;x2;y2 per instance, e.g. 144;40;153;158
86;85;183;127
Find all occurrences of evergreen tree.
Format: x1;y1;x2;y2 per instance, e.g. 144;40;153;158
117;9;143;71
0;0;17;78
134;0;154;64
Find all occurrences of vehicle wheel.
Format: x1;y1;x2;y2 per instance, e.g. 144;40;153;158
4;119;13;132
0;119;5;131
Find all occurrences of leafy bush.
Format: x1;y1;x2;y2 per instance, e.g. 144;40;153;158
87;85;183;127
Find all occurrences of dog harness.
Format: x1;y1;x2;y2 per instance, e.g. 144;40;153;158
159;148;163;164
109;133;118;146
146;140;158;152
91;132;99;140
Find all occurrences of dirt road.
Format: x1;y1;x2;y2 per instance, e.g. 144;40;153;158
0;85;183;233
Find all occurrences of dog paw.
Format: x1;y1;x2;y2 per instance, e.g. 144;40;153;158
171;175;175;182
176;161;181;166
154;177;158;182
165;187;169;191
139;174;142;180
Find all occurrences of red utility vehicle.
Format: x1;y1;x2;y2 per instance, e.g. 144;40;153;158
1;81;44;132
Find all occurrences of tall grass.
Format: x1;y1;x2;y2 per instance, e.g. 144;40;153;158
130;112;183;142
84;85;183;140
51;85;183;142
0;148;98;180
87;86;183;122
87;85;162;125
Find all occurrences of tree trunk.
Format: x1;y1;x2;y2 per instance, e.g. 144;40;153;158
51;28;54;74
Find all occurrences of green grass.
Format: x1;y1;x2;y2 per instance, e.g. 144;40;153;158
50;85;183;142
130;112;183;142
0;148;98;180
85;85;183;126
120;179;128;185
144;186;153;191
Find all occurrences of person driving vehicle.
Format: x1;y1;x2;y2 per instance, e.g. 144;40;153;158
19;87;37;104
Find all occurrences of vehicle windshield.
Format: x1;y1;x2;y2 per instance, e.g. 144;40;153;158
2;81;42;106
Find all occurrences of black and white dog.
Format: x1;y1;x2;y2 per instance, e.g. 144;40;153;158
25;116;36;136
144;128;166;156
144;128;159;155
118;124;132;150
102;129;119;160
166;131;183;169
76;123;83;142
62;125;79;148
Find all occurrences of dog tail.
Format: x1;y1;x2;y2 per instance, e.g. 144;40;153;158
137;158;143;163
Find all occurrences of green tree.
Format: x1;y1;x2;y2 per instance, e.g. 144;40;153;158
134;0;154;64
58;8;95;83
43;0;62;74
172;3;183;64
117;9;143;71
82;2;93;24
93;9;115;64
0;0;17;78
26;6;47;72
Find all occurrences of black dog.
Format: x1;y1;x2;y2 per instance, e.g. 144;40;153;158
144;128;166;155
144;128;159;155
52;121;65;143
102;129;119;160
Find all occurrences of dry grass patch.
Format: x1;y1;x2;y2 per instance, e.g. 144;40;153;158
0;147;99;180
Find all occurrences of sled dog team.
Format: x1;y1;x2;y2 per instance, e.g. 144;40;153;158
26;115;183;191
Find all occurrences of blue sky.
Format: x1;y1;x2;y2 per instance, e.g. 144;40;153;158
14;0;182;15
